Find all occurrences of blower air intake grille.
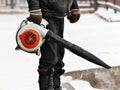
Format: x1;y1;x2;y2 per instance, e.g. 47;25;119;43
19;29;40;49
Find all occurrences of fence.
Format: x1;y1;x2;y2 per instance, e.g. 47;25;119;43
97;0;120;13
105;0;120;6
78;0;99;10
78;0;120;13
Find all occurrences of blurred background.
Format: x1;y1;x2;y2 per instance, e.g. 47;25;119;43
0;0;27;9
0;0;120;14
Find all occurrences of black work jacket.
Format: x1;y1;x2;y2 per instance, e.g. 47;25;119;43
27;0;79;17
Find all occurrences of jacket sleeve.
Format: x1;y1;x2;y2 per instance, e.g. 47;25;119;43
27;0;40;11
70;0;79;10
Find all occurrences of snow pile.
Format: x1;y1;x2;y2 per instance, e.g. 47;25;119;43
63;66;120;90
62;76;101;90
69;80;101;90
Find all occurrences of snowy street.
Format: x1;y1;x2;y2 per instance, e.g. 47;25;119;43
0;8;120;90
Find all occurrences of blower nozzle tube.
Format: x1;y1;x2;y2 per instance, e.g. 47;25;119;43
46;30;111;69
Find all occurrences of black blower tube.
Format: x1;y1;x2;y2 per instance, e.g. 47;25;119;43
46;30;111;69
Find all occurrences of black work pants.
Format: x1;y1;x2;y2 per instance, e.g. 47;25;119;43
38;16;65;70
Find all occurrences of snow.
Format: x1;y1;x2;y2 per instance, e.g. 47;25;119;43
62;76;101;90
64;11;120;72
0;8;120;90
69;80;100;90
95;8;120;21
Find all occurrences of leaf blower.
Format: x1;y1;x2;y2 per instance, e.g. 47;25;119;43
15;19;111;69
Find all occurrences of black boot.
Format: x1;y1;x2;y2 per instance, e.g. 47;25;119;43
53;69;65;90
38;68;54;90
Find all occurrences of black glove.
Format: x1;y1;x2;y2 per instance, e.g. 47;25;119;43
28;9;42;24
67;9;80;23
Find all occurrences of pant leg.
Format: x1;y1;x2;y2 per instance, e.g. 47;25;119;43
38;17;65;90
39;17;65;69
53;18;65;90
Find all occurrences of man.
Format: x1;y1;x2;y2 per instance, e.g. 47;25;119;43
27;0;80;90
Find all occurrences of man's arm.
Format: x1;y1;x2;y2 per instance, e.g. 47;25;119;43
27;0;40;11
67;0;80;23
27;0;42;24
70;0;79;10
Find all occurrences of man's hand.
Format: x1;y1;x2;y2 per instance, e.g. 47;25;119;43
67;9;80;23
28;9;42;24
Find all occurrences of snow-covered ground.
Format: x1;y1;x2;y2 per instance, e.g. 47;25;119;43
95;8;120;22
0;8;120;90
64;11;120;72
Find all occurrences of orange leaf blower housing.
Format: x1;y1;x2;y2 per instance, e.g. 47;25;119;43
16;19;48;55
19;29;40;49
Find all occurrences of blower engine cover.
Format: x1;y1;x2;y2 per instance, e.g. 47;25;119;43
16;19;48;54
